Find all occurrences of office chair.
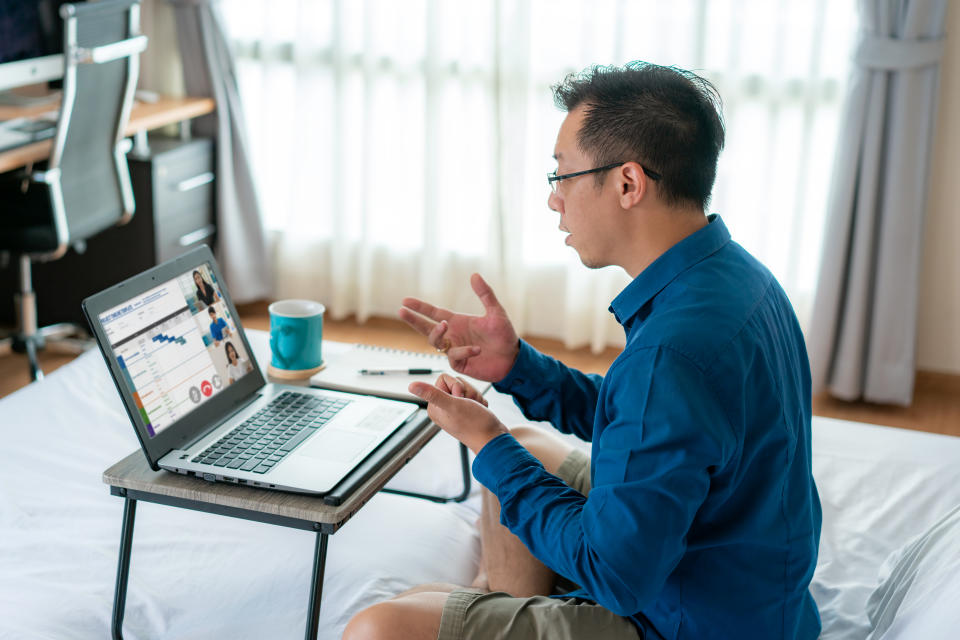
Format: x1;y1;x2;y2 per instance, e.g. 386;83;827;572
0;0;147;381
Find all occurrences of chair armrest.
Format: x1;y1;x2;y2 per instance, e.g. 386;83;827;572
72;35;148;65
31;168;61;185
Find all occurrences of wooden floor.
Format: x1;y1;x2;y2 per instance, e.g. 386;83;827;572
2;302;959;438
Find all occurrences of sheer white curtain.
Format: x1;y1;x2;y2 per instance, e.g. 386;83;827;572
220;0;856;352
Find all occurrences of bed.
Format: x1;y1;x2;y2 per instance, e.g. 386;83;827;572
2;330;958;639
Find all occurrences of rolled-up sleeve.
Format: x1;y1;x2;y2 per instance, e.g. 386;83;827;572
474;346;736;616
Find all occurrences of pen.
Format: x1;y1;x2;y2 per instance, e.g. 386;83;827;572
359;368;440;375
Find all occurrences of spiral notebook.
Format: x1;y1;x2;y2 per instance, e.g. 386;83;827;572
309;344;491;405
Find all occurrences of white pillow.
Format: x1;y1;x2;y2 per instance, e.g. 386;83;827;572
865;502;960;639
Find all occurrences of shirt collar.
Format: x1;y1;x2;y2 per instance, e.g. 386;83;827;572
609;214;732;326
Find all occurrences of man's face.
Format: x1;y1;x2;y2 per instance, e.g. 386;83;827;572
547;107;619;269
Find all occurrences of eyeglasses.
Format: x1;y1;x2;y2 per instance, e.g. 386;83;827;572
547;162;662;193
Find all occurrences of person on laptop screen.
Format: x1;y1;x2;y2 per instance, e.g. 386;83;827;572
224;341;252;384
343;63;821;640
193;269;221;308
207;306;231;346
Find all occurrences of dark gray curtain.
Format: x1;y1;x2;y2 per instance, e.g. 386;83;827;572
167;0;272;302
809;0;948;406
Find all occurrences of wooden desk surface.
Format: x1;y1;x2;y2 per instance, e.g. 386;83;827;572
0;95;215;174
103;421;440;533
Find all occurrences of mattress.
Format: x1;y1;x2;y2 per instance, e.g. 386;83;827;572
1;330;958;639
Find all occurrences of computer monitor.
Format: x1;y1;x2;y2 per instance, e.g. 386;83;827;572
0;0;84;93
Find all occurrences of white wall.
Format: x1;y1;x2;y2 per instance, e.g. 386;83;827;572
917;1;960;375
137;0;183;96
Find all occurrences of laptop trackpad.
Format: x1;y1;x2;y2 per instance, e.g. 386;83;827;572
298;429;378;462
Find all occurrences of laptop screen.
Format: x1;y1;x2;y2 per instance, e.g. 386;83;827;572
97;262;255;438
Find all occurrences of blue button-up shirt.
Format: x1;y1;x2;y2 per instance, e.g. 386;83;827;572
474;215;822;640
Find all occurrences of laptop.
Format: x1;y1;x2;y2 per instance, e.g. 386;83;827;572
0;115;57;153
83;245;424;497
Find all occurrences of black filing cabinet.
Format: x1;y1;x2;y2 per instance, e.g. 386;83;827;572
130;135;217;264
0;135;216;327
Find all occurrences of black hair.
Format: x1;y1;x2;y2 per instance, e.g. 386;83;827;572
208;306;216;315
552;61;724;210
194;270;210;290
225;341;238;363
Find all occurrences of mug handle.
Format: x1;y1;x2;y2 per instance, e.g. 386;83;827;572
270;325;296;369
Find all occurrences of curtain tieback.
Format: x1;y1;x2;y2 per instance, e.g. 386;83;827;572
854;32;945;70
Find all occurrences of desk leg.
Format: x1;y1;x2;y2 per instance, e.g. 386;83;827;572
112;496;137;640
453;442;472;502
304;530;329;640
25;337;44;382
382;442;472;503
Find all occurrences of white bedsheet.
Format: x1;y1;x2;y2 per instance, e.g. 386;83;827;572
810;417;960;638
1;330;958;639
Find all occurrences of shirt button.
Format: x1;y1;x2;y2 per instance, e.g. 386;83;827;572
513;378;525;387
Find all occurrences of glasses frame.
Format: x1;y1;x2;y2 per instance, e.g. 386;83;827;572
547;162;662;193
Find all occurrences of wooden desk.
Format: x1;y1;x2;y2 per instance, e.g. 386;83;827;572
0;95;215;174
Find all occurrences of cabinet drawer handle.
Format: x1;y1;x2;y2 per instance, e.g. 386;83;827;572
175;172;215;192
178;225;216;247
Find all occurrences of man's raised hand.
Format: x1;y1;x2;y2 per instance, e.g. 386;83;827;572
398;274;520;383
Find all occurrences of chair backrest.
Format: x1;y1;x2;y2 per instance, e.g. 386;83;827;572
43;0;145;251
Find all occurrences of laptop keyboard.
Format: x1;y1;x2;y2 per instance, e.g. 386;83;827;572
191;391;350;474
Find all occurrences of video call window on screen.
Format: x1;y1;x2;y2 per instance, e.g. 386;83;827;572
99;263;253;438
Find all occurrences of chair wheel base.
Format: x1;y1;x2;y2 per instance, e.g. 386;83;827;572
10;334;46;355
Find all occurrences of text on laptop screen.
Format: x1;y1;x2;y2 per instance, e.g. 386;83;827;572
98;263;254;438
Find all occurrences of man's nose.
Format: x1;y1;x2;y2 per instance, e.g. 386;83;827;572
547;190;562;213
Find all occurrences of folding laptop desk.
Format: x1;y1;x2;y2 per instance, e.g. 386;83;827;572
103;420;470;640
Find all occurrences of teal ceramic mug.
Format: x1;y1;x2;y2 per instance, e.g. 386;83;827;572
268;299;325;378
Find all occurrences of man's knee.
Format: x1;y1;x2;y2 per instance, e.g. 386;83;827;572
342;602;394;640
342;592;447;640
508;425;575;476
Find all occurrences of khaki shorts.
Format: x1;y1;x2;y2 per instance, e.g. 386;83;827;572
437;448;641;640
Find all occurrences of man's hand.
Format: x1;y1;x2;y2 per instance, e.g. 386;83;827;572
409;376;507;455
399;273;520;383
435;373;489;407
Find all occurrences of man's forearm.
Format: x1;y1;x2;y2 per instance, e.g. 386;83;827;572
494;340;602;441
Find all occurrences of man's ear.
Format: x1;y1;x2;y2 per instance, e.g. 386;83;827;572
617;162;648;209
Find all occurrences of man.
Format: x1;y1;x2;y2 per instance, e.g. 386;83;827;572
343;62;821;640
207;305;231;345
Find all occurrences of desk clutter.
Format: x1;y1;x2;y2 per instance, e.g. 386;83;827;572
0;111;58;153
